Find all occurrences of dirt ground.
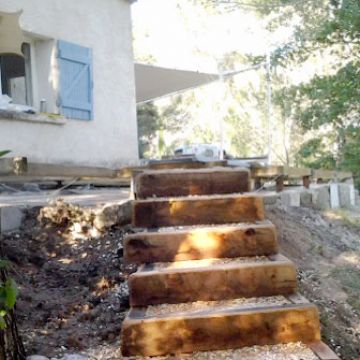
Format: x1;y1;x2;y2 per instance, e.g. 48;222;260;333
1;200;360;359
267;204;360;360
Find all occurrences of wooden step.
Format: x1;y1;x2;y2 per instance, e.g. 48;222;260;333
132;194;265;228
124;221;278;264
135;167;250;199
121;295;321;357
129;254;297;306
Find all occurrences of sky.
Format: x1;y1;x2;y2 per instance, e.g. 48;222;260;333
131;0;294;73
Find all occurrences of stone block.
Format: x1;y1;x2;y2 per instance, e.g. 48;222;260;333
338;184;355;208
312;186;330;210
280;191;300;207
330;184;340;209
0;206;24;233
300;190;313;207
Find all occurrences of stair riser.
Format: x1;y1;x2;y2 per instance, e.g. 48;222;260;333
121;305;321;357
135;169;250;199
129;262;297;306
124;224;278;264
133;195;265;228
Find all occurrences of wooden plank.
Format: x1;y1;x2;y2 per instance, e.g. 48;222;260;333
0;157;27;175
313;169;352;181
121;303;321;357
129;254;297;306
135;168;250;199
251;165;311;179
132;194;265;228
148;160;227;170
26;163;118;179
124;221;278;264
308;341;340;360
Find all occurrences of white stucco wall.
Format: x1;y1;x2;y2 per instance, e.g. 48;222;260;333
0;0;139;168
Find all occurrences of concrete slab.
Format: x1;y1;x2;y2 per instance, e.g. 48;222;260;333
0;188;130;208
312;186;331;210
280;191;300;207
300;190;313;207
0;206;24;233
339;184;355;208
330;184;340;209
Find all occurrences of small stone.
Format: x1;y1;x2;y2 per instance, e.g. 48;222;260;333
27;356;49;360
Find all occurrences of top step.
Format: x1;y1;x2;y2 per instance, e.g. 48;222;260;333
134;167;250;199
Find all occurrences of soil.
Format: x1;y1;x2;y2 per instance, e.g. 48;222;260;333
1;201;360;359
266;203;360;360
1;204;135;359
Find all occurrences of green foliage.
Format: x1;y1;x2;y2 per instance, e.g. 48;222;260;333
0;261;18;330
0;150;11;158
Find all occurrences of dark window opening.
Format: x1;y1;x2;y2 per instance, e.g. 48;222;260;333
0;42;32;106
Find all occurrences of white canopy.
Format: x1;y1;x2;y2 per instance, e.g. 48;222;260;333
135;63;219;104
0;11;24;56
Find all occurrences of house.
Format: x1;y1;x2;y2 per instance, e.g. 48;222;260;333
0;0;138;168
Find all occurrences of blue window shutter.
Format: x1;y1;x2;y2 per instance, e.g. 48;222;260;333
58;40;93;120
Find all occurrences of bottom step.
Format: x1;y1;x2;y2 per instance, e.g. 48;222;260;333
121;295;321;357
120;341;339;360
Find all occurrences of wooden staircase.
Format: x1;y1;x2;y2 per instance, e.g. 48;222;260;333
121;167;339;359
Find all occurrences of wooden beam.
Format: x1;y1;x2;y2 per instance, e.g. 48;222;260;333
148;159;227;170
0;157;27;175
135;168;250;199
129;254;297;306
313;169;352;181
132;194;265;228
308;341;340;360
26;163;118;179
251;165;311;179
121;303;321;357
124;221;278;264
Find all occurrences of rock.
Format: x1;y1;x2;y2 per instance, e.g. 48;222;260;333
22;183;41;192
27;356;49;360
0;206;24;233
94;200;132;230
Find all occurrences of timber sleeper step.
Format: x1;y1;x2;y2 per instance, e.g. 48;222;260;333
129;254;297;306
135;167;250;199
124;221;278;264
132;193;265;228
121;295;320;357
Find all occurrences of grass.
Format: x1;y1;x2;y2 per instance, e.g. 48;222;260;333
325;208;360;229
331;265;360;312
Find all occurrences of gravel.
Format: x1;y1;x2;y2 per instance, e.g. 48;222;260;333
144;295;291;317
152;256;270;270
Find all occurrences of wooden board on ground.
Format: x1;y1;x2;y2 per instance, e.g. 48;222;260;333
132;194;265;228
135;167;250;199
0;157;27;175
121;302;320;357
129;254;297;306
308;341;340;360
124;221;278;264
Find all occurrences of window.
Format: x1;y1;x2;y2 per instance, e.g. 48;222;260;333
0;42;32;106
